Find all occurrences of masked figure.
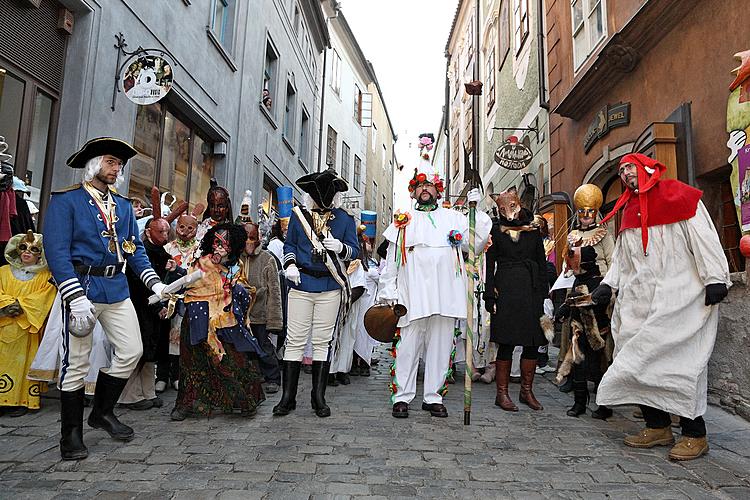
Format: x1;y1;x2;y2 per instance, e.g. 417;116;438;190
554;184;615;419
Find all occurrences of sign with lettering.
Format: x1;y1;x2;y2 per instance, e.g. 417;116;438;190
494;136;533;170
583;103;631;153
121;53;175;106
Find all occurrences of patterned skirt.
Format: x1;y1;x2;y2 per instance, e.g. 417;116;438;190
174;317;265;417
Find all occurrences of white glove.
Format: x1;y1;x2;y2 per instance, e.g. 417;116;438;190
151;282;167;298
322;237;344;254
68;296;96;338
467;188;482;203
285;264;301;285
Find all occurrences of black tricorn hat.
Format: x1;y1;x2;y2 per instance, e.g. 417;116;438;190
66;137;138;169
296;168;348;208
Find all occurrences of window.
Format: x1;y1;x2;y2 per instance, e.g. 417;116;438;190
371;181;377;212
513;0;529;54
353;155;362;190
354;84;362;124
382;193;386;222
283;81;296;139
210;0;236;52
331;49;341;94
299;108;310;164
326;125;337;168
371;123;377;152
130;103;214;210
498;0;511;69
451;129;460;177
382;144;387;170
293;4;300;35
572;0;607;69
341;142;351;181
486;48;496;113
263;39;279;116
464;100;473;153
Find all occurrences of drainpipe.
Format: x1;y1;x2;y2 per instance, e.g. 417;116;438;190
537;0;549;110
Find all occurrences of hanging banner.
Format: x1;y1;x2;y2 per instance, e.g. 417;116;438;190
494;136;533;170
121;53;175;105
727;49;750;233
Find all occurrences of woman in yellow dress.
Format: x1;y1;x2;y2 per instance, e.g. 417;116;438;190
0;231;56;416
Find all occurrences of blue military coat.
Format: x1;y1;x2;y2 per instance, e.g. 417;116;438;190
282;207;358;293
43;184;159;305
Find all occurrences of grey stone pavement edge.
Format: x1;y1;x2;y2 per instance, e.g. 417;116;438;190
1;346;749;500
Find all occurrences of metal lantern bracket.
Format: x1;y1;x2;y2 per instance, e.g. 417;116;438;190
111;32;179;111
492;126;539;142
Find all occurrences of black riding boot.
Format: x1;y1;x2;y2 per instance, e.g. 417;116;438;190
60;388;88;460
310;361;331;417
87;371;134;441
273;361;301;416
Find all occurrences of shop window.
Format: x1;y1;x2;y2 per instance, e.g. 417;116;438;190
353;155;361;191
283;81;296;140
572;0;607;70
326;125;337;168
341;142;351;181
513;0;529;55
130;103;214;210
0;71;24;160
211;0;236;52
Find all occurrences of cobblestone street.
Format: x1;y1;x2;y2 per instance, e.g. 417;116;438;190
1;351;749;500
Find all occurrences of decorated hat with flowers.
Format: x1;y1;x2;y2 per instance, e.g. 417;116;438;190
407;162;445;198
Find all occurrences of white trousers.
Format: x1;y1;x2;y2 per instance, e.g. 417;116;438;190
118;361;156;404
392;315;455;405
60;299;143;392
284;289;341;362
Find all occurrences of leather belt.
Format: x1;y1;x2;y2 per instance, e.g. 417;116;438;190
74;262;125;278
298;266;331;279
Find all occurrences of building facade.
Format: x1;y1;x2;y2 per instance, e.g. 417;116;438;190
546;0;744;271
0;0;328;225
444;0;551;221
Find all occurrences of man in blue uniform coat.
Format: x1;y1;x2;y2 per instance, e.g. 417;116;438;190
273;168;358;418
44;137;167;460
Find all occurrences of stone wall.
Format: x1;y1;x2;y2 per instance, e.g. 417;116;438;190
709;272;750;421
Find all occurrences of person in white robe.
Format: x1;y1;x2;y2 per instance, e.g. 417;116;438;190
377;163;491;419
592;153;731;461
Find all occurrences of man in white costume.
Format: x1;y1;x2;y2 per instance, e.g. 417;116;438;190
377;164;491;418
593;153;731;461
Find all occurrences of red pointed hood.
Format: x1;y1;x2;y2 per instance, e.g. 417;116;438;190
600;153;702;254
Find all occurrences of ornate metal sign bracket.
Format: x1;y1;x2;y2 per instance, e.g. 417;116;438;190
111;32;178;111
492;126;539;142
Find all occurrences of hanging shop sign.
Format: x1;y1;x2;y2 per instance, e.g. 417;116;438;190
494;136;533;170
583;102;631;153
120;52;175;106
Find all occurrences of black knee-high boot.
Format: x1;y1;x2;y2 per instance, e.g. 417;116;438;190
60;388;88;460
273;361;301;416
566;366;589;417
311;361;331;418
88;371;134;441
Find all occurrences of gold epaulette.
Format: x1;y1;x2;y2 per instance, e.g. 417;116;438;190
51;183;83;194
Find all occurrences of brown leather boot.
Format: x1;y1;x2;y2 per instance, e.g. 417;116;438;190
494;360;518;412
519;358;543;411
668;436;709;461
624;426;674;448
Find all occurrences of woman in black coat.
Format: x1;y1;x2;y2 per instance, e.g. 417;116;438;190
484;189;548;413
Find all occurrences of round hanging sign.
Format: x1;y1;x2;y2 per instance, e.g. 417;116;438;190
121;53;175;105
494;137;533;170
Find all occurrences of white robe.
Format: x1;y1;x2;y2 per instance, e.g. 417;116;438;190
378;207;492;327
353;261;379;365
596;202;731;419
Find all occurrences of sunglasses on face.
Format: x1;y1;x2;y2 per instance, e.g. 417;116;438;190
18;243;41;254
